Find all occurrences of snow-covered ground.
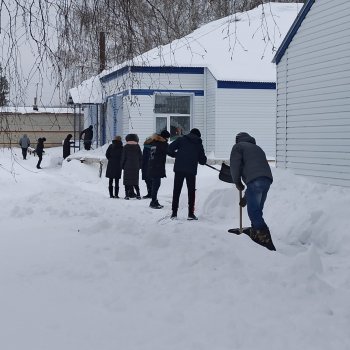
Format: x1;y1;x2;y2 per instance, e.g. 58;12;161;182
0;146;350;350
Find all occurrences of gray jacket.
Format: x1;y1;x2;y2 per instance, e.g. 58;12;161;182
19;135;30;148
230;133;272;185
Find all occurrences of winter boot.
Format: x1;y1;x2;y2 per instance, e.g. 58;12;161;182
114;186;119;199
135;185;141;200
249;228;276;251
187;213;198;221
171;210;177;220
124;186;130;200
109;186;114;198
150;200;164;209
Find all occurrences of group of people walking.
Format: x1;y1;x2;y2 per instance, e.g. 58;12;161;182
18;134;46;169
105;128;207;221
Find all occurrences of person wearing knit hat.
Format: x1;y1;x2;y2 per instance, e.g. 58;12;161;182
121;133;142;199
146;130;170;209
190;128;201;138
35;137;46;169
167;128;207;220
105;136;123;198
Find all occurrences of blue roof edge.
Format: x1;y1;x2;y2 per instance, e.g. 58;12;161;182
272;0;315;64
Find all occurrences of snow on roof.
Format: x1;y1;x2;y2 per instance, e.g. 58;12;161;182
104;3;303;81
72;3;303;103
0;106;73;114
69;76;103;104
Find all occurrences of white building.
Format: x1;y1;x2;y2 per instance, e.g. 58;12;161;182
70;3;302;160
273;0;350;186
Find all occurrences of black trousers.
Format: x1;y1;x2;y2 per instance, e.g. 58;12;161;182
21;147;28;159
171;171;196;214
37;154;43;168
108;178;120;188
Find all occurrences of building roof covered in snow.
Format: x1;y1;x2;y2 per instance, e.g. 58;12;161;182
71;3;303;103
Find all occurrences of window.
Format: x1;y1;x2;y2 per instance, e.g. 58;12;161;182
154;95;190;114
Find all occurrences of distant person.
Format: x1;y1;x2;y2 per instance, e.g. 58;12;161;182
105;136;123;198
147;130;170;209
19;134;30;160
63;134;73;159
35;137;46;169
167;128;207;220
80;125;93;150
121;133;142;200
141;136;153;199
230;132;275;250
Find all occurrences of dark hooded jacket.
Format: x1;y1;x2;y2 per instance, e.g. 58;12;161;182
230;132;273;185
63;134;73;159
145;134;169;178
142;137;152;181
80;126;93;141
105;140;123;179
121;141;142;186
167;132;207;175
35;138;45;156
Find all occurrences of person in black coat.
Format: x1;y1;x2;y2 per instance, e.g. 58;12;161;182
80;125;93;150
121;133;142;200
141;136;153;199
147;130;170;209
167;128;207;220
35;137;46;169
230;132;275;250
63;134;73;159
105;136;123;198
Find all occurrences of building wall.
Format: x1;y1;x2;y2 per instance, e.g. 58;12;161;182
0;112;83;148
276;0;350;186
205;69;217;155
122;92;205;147
215;88;276;160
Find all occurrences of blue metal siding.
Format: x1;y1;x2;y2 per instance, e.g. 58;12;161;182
131;89;204;96
217;81;276;90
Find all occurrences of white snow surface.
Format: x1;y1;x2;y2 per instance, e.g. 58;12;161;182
1;146;350;350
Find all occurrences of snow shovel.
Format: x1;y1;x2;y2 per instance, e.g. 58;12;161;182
228;190;250;235
205;163;233;183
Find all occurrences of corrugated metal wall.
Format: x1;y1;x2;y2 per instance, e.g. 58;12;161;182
215;89;276;159
276;0;350;186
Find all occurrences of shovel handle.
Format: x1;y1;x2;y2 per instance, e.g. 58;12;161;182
205;163;220;172
239;190;243;234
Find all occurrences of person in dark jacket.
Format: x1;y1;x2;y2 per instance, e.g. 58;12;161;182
35;137;46;169
141;136;153;199
80;125;93;150
147;130;170;209
63;134;73;159
230;132;275;250
19;134;30;160
105;136;123;198
167;128;207;220
121;133;142;200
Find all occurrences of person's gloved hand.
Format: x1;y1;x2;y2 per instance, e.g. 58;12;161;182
239;195;247;207
235;181;245;191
